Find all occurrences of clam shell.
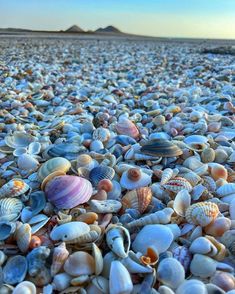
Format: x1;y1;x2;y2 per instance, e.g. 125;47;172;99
17;154;39;171
3;255;28;285
217;183;235;197
190;254;217;278
173;189;191;216
201;148;215;163
185;202;219;227
12;281;36;294
189;237;218;256
0;179;30;198
116;117;139;139
64;251;95;276
47;143;83;160
51;242;69;276
0;198;23;221
45;175;93;209
163;177;192;193
141;139;183;157
5;131;36;148
176;279;207;294
89;165;115;186
121;187;152;213
29;191;46;216
204;217;231;237
15;223;31;253
120;170;151;190
76;154;98;170
27;246;51;277
0;221;16;240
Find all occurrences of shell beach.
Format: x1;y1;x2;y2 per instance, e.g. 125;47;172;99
0;35;234;294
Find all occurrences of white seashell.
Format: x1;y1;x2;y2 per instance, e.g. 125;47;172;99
121;251;153;274
90;140;104;152
176;279;207;294
13;147;27;157
52;273;72;291
15;223;31;253
92;243;103;275
64;251;95;276
120;169;152;190
12;281;36;294
28;142;41;155
189;237;218;256
190;254;217;278
90;199;122;213
217;183;235;197
173;189;191;216
183;156;204;171
106;225;130;258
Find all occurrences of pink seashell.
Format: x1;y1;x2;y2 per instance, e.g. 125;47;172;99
163;177;192;193
116;118;139;139
45;175;93;209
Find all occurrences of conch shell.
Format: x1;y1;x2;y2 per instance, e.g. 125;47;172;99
51;242;69;276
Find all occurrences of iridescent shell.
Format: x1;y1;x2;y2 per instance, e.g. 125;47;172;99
163;177;192;192
185;202;219;227
121;187;152;213
89;165;115;186
116;118;139;139
0;179;30;198
140;139;183;157
37;157;71;181
45;175;93;209
172;245;192;272
0;198;23;221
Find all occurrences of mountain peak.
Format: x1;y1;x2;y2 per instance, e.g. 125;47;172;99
96;25;121;33
66;25;84;33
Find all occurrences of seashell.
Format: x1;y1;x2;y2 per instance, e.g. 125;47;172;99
229;198;235;220
141;139;183;157
90;199;122;213
29;235;42;249
185;202;219;227
160;168;174;185
51;242;69;276
202;176;216;192
206;283;226;294
201;148;215;163
217;183;235;197
121;187;152;213
93;127;110;142
132;224;174;255
208;163;228;181
88;276;109;294
67;227;101;245
17;154;39;171
156;257;185;289
45;175;93;209
183;156;204;171
173;189;191;216
29;191;46;216
176;279;207;294
37;157;71;181
90;139;104;152
92;243;103;275
109;260;133;294
92;189;108;200
139;246;158;266
158;285;175;294
189;237;218;256
205;235;226;261
52;273;72;291
116;117;139;139
190;254;217;278
50;222;90;242
172;245;192;272
208;121;221;132
64;251;95;276
0;179;30;198
3;255;27;285
220;230;235;255
126;208;174;229
122;250;154;273
204;217;231;237
27;246;50;276
0;198;23;222
70;275;89;286
106;224;130;258
120;168;151;190
89;165;115;186
15;223;31;253
5;131;36;148
215;149;228;163
97;179;113;192
163;177;192;192
12;281;36;294
0;221;16;240
28;266;51;287
210;271;235;291
75;212;98;224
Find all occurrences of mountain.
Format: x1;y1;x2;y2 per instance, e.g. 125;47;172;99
66;25;84;33
95;25;122;34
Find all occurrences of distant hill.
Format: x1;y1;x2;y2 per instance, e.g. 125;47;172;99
95;26;122;34
66;25;84;33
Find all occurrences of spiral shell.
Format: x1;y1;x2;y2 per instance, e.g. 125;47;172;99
120;169;151;190
116;117;139;139
185;202;219;227
0;179;30;198
160;168;174;185
163;177;192;192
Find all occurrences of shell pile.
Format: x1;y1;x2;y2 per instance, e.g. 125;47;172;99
0;36;234;294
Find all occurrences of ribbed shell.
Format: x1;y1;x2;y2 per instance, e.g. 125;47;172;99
89;165;115;186
51;242;69;276
160;168;174;185
37;157;71;181
116;118;139;139
172;246;192;272
0;198;23;221
121;187;152;213
47;143;82;160
217;183;235;197
0;179;29;198
163;177;192;192
141;139;183;157
185;202;219;227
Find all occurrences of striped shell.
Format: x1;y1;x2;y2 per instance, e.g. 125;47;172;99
89;165;115;186
0;179;30;198
217;183;235;197
37;157;71;181
47;143;82;160
185;202;219;227
141;139;183;157
0;198;23;221
163;177;192;192
116;118;139;139
160;168;174;185
45;175;93;209
121;187;152;213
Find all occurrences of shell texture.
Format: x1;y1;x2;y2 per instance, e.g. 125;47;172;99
116;117;139;139
163;177;192;192
0;179;30;198
141;139;183;157
89;165;115;186
0;198;23;221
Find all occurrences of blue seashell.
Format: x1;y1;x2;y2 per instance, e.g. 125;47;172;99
27;246;50;277
3;255;27;285
115;135;137;146
0;221;16;241
30;191;46;216
89;165;115;186
47;143;83;160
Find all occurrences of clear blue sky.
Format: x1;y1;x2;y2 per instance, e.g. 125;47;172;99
0;0;234;39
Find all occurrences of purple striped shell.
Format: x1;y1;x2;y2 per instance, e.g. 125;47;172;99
45;175;93;209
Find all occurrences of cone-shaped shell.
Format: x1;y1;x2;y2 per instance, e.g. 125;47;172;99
45;175;93;209
89;165;115;186
0;198;23;221
37;157;71;181
163;177;192;193
51;242;69;276
3;255;28;285
185;202;219;227
0;179;30;198
161;168;174;185
64;251;95;276
116;117;139;139
140;139;183;157
120;169;151;190
121;187;152;213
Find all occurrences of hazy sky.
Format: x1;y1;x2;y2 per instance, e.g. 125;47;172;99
0;0;234;39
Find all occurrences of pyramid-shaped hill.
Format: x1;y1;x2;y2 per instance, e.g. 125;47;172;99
95;25;122;33
66;25;84;33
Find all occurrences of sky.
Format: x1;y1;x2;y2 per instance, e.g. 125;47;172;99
0;0;234;39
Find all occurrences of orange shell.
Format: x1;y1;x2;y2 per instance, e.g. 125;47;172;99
127;168;141;182
29;236;42;249
75;212;98;224
98;179;113;192
140;247;158;266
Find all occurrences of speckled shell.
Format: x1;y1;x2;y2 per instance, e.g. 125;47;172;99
141;139;183;157
163;177;192;192
172;245;192;272
121;187;152;213
0;179;30;198
0;198;23;221
89;165;115;186
116;118;139;139
37;157;71;181
185;202;219;227
45;175;93;209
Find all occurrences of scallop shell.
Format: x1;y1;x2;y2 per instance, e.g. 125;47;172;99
3;255;28;285
37;157;71;181
116;117;139;139
45;175;93;209
0;198;23;221
185;202;219;227
217;183;235;197
120;169;151;190
183;171;201;186
89;165;115;186
51;242;69;276
64;251;95;276
140;139;183;157
5;131;36;148
163;177;192;192
121;187;152;213
12;281;36;294
0;179;30;198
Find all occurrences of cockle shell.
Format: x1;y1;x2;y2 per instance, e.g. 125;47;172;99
15;223;31;253
163;177;192;192
51;242;69;276
45;175;93;209
50;222;90;242
217;183;235;197
141;139;183;157
3;255;28;285
0;198;23;221
120;168;152;190
37;157;71;181
64;251;95;276
185;202;219;227
12;281;36;294
0;179;30;198
116;117;139;139
89;165;115;186
121;187;152;213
